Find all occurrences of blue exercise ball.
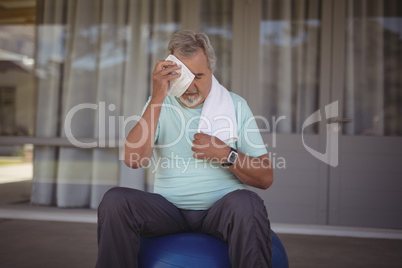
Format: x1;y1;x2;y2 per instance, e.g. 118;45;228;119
139;233;230;268
139;231;289;268
271;231;289;268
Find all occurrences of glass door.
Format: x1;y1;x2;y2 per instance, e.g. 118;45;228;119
246;0;333;225
329;0;402;228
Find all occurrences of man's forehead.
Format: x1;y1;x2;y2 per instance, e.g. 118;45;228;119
173;50;209;74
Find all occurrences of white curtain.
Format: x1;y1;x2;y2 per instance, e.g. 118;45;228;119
32;0;180;208
200;0;233;88
257;0;401;136
259;0;321;134
344;0;402;136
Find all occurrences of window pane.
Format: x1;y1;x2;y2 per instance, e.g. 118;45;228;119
0;144;33;204
200;0;233;89
0;25;35;136
343;0;402;136
259;0;321;134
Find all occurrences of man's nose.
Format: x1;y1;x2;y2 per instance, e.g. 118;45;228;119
187;79;196;91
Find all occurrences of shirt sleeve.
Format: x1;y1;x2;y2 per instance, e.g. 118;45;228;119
236;99;268;158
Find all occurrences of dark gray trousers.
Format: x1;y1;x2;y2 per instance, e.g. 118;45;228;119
96;187;272;268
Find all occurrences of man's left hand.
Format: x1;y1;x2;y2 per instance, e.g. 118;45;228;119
191;132;231;163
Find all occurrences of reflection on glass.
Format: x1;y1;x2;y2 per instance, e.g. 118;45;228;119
200;0;233;89
0;144;33;204
32;1;183;208
35;2;182;141
259;0;321;134
344;0;402;136
0;25;35;136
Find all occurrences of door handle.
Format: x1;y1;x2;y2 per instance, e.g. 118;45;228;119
327;118;353;124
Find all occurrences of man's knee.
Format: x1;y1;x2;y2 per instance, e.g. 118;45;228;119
220;190;269;225
98;187;120;215
98;187;141;214
223;190;266;211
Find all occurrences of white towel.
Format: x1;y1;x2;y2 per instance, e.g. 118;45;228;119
198;76;238;144
165;55;195;97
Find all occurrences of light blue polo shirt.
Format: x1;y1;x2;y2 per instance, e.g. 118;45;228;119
141;92;267;210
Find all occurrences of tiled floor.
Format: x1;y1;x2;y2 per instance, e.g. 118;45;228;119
0;214;402;268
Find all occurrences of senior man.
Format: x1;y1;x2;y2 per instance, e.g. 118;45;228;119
96;30;274;268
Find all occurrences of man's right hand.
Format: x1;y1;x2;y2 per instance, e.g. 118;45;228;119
151;60;181;102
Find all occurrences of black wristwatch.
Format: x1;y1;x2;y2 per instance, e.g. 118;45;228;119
221;148;238;167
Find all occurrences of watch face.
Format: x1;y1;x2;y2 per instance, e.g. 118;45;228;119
228;150;238;163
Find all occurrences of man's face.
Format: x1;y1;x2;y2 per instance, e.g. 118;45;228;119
173;49;212;108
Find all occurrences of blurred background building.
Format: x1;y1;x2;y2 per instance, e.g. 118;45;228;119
0;0;401;230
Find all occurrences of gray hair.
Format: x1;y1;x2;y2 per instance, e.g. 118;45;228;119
168;30;216;73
